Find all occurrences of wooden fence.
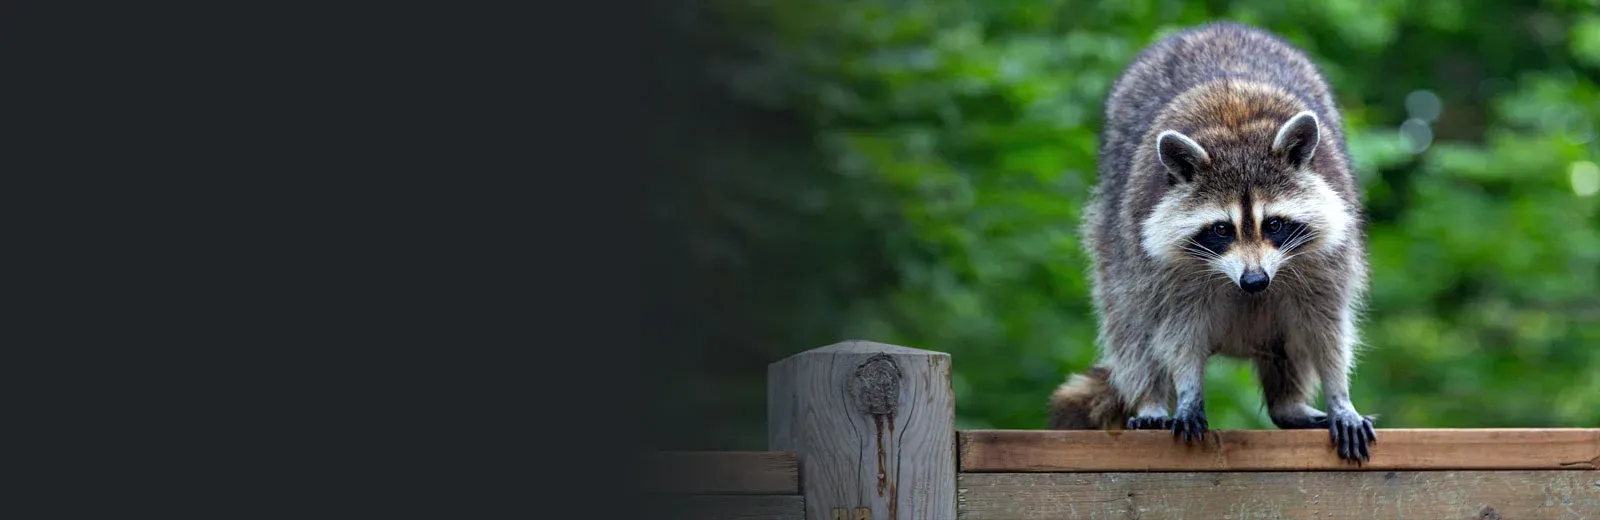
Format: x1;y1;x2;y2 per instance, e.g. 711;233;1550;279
647;340;1600;519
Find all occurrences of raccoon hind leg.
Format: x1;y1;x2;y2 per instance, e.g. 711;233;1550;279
1108;351;1173;430
1255;337;1330;429
1154;325;1209;443
1124;385;1174;430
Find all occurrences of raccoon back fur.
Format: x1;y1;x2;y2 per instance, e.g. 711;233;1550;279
1050;22;1378;462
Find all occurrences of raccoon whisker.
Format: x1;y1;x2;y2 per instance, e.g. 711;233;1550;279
1195;273;1231;287
1177;263;1216;279
1273;233;1312;260
1183;239;1222;260
1281;230;1320;254
1283;263;1306;285
1281;240;1313;258
1285;226;1316;242
1289;234;1319;252
1181;266;1224;282
1280;233;1318;252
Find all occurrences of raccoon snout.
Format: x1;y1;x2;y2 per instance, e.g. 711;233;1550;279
1239;268;1270;294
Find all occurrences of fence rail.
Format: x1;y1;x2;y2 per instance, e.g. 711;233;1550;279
647;451;804;519
651;340;1600;520
959;428;1600;472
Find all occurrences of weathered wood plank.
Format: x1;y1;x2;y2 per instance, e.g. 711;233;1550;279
769;340;957;520
647;451;799;494
657;494;805;520
958;471;1600;520
961;429;1600;472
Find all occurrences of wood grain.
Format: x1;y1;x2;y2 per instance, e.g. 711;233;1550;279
769;340;957;520
647;451;799;494
656;494;805;520
958;471;1600;520
960;429;1600;472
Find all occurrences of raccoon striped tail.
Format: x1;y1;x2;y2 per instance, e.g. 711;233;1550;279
1047;366;1129;430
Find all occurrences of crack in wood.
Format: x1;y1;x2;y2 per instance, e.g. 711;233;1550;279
855;354;902;518
1556;455;1599;469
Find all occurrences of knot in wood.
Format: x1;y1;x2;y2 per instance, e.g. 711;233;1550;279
852;354;901;415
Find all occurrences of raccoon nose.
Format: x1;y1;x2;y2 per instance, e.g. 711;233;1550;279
1239;269;1270;293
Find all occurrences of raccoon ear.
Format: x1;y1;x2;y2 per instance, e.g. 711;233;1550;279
1157;130;1209;184
1272;110;1320;168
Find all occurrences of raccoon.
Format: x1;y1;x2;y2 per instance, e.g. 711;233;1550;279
1049;22;1377;462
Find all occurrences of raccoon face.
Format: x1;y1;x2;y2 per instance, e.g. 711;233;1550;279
1140;110;1353;294
1184;207;1320;294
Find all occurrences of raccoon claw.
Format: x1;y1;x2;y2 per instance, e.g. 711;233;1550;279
1126;415;1172;430
1171;411;1208;444
1330;412;1377;463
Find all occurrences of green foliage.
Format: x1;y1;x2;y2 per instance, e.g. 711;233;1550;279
671;0;1600;446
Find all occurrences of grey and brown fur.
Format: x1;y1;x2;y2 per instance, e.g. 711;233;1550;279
1048;22;1378;462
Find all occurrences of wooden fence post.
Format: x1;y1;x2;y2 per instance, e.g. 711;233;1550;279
768;340;956;520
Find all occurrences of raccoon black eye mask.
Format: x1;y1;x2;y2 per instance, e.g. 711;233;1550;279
1187;217;1311;258
1189;222;1233;257
1262;218;1311;250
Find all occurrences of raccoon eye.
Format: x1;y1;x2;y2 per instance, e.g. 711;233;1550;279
1265;218;1283;234
1211;222;1232;237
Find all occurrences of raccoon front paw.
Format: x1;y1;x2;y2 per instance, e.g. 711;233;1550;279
1329;411;1377;463
1170;410;1208;443
1126;415;1172;430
